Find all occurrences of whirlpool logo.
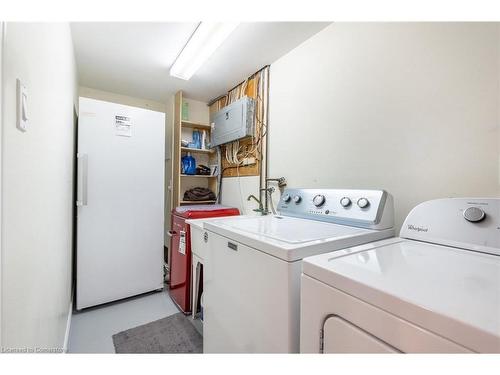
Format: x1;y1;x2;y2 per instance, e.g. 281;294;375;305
407;224;429;232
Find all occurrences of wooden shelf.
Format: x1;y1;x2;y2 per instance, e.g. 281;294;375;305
181;147;214;154
173;91;218;209
180;200;217;204
181;174;217;178
181;120;211;131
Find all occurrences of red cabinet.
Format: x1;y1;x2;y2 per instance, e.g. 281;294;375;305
169;205;240;313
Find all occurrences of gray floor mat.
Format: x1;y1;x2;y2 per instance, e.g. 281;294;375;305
112;312;203;353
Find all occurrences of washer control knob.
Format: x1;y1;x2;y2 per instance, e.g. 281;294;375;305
357;198;370;209
340;197;352;207
313;194;326;207
293;195;302;204
282;193;291;203
463;206;485;223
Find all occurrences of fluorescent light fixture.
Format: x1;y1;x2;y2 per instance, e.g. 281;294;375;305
170;22;239;80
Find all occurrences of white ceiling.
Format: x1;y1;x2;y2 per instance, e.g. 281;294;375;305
70;22;331;103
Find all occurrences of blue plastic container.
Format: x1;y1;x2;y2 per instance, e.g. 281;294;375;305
192;130;201;149
181;152;196;175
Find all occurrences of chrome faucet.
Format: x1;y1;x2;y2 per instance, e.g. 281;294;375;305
248;177;286;215
247;194;266;214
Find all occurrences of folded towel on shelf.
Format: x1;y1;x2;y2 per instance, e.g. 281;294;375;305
183;187;216;202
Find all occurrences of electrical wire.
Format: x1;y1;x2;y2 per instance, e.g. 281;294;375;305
216;146;222;203
236;164;247;215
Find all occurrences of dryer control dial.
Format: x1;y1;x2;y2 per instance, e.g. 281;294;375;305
357;197;370;209
313;194;326;207
463;206;485;223
293;195;302;204
282;193;291;203
340;197;352;207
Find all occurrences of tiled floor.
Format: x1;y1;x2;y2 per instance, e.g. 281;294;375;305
68;288;180;353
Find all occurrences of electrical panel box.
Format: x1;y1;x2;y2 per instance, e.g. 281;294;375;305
210;96;255;147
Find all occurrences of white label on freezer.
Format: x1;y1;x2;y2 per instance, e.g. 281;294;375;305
179;230;186;255
115;115;132;137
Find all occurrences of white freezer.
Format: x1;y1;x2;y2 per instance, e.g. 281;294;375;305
76;97;165;310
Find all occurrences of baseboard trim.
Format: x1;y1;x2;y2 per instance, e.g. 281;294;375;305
63;298;73;353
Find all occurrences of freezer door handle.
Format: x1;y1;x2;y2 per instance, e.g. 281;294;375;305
76;153;88;206
227;242;238;251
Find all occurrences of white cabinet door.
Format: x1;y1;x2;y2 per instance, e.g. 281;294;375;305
76;97;165;310
203;231;297;353
323;316;399;353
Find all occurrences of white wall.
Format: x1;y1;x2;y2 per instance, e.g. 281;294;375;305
79;86;167;113
220;176;261;215
269;23;500;231
1;23;78;349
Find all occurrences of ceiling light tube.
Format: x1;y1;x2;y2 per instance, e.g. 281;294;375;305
170;22;239;80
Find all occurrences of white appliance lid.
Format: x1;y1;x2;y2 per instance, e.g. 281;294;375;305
212;215;367;244
303;238;500;352
204;215;394;262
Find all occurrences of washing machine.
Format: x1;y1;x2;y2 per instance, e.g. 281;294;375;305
300;198;500;353
202;188;395;353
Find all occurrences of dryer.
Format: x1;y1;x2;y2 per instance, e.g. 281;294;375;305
202;188;395;353
301;198;500;353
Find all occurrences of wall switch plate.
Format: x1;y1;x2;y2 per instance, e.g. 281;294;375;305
16;79;29;132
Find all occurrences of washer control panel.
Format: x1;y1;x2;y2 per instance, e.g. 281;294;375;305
340;197;352;207
278;188;393;229
312;194;326;207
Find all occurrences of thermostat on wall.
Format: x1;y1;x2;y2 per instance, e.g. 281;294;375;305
16;79;29;132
